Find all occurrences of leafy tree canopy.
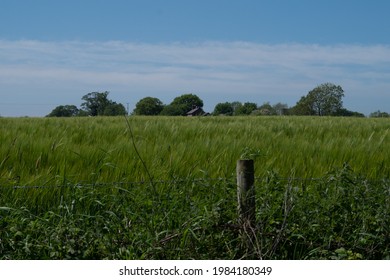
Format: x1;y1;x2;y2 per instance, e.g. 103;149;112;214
45;84;368;118
133;97;164;115
235;102;258;115
273;102;289;115
254;102;277;115
213;102;234;116
160;104;186;116
81;91;125;116
46;105;79;117
163;93;203;116
81;91;111;116
103;102;127;116
369;110;389;118
291;83;345;116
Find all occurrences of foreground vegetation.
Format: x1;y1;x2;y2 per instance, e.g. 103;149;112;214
0;116;389;259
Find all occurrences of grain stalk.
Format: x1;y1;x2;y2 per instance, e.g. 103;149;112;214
123;116;156;194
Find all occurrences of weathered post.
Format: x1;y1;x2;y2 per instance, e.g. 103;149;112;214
237;159;256;228
237;159;257;257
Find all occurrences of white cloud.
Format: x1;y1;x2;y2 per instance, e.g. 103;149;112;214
1;40;390;116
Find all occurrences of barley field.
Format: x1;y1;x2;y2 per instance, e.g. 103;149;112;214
1;116;389;185
0;116;389;259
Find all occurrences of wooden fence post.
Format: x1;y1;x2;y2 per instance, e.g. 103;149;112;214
237;159;256;228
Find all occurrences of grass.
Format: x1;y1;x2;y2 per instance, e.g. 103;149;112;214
0;116;389;259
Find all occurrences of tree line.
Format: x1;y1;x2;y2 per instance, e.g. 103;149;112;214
46;83;387;117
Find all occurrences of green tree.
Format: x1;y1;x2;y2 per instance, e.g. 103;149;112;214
81;91;125;116
231;101;243;115
337;108;365;117
213;102;234;116
162;93;204;116
273;102;289;115
46;105;79;117
369;110;389;118
160;104;185;116
290;95;315;115
103;102;127;116
77;110;90;117
251;102;277;115
235;102;257;115
292;83;345;116
133;97;164;115
81;91;111;116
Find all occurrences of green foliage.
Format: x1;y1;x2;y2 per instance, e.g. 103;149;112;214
254;166;390;259
171;93;203;110
272;102;289;115
214;102;288;116
46;105;79;117
213;102;234;115
336;108;365;117
81;91;111;116
240;147;263;160
290;95;315;115
133;97;164;115
103;102;127;116
80;91;126;116
160;104;186;116
235;102;258;115
370;110;390;118
162;93;203;116
255;102;277;115
291;83;345;116
0;169;388;259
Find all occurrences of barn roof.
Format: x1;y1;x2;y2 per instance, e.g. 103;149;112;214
187;106;205;115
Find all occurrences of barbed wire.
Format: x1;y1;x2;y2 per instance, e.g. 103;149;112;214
7;177;232;190
2;175;389;190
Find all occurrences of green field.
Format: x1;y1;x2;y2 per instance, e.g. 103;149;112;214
0;116;389;259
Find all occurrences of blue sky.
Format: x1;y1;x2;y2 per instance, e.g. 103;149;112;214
1;0;390;116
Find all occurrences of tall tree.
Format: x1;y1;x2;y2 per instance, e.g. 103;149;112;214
292;83;345;116
162;93;203;116
81;91;111;116
235;102;257;115
257;102;277;115
273;102;289;115
231;101;243;115
213;102;234;116
290;95;315;115
133;97;164;115
160;104;186;116
310;83;344;116
81;91;125;116
103;102;127;116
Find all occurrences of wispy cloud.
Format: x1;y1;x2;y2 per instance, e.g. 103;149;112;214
1;40;390;116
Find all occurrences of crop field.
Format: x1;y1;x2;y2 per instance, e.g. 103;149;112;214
0;116;389;259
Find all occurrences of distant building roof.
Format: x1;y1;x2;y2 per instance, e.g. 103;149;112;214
186;106;205;116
